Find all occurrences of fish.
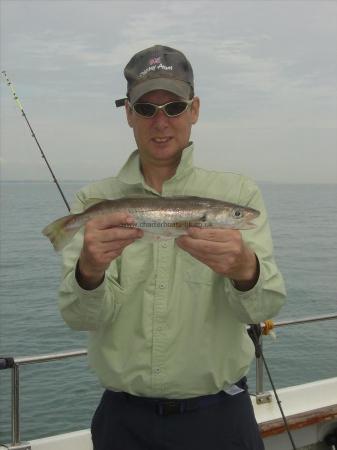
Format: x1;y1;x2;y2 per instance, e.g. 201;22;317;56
42;196;260;252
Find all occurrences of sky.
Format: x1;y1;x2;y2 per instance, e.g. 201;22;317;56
0;0;336;183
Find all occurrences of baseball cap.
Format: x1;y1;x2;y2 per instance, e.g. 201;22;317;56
115;45;194;107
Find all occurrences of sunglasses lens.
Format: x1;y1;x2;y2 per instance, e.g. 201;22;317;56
133;101;191;118
133;103;157;117
165;102;189;116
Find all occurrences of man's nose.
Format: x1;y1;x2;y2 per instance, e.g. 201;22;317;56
152;109;169;129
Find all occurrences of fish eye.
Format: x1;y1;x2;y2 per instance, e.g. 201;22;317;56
232;209;242;218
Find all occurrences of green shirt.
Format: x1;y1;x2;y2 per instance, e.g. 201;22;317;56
59;143;286;399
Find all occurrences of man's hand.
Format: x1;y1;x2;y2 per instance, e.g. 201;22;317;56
176;228;259;291
77;213;143;290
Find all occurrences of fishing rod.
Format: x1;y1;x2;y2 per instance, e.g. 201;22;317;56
1;70;70;211
248;324;297;450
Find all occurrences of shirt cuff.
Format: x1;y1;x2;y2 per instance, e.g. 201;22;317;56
73;267;107;299
225;266;265;324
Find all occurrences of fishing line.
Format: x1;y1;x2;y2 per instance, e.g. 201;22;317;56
1;71;70;211
248;324;297;450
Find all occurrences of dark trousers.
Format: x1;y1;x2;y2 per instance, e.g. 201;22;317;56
91;386;264;450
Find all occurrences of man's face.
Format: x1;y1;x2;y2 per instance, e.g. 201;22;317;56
125;90;200;166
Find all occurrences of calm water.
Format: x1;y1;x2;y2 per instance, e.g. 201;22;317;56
0;181;336;443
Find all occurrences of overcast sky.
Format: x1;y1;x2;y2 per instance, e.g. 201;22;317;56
1;0;336;183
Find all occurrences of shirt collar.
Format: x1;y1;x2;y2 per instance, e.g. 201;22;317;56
116;142;195;186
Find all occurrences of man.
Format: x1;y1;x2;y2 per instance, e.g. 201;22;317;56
59;45;286;450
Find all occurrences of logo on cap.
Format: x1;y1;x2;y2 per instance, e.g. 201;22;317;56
138;60;173;79
149;57;161;65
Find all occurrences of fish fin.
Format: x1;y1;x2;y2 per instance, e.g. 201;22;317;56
42;214;81;252
198;213;207;222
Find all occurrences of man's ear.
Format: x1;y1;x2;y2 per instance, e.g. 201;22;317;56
125;101;133;128
191;97;200;125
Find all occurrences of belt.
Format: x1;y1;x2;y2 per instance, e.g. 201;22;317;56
122;377;247;416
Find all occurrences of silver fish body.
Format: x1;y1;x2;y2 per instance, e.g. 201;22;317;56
42;196;260;251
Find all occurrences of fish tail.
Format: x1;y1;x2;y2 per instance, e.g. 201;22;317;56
42;214;81;252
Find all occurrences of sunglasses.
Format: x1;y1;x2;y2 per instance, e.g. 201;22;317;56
132;100;193;118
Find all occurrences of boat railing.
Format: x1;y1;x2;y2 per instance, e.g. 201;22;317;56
254;313;337;404
1;313;337;450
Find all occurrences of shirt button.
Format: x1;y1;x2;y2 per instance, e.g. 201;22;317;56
159;283;166;289
155;368;160;374
161;242;168;248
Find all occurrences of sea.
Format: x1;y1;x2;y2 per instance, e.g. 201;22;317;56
0;181;336;444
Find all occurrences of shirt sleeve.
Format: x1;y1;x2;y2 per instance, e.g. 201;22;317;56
58;191;122;331
224;177;287;324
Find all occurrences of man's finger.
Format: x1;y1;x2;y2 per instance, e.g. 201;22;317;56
100;227;143;243
176;235;227;255
102;238;140;253
89;212;135;230
186;227;240;242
